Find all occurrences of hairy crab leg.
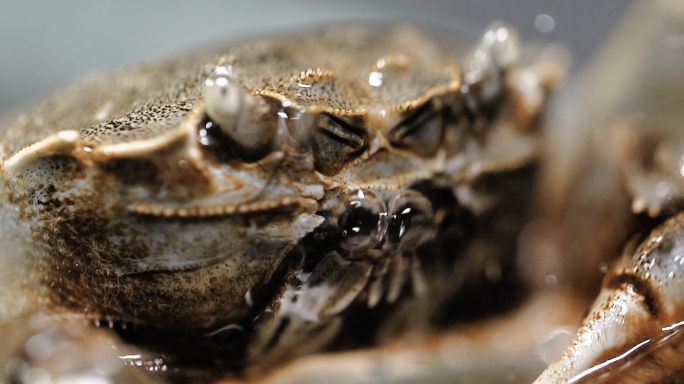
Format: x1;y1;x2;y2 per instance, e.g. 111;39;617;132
535;213;684;383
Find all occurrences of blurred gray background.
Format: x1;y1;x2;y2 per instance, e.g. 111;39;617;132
0;1;633;118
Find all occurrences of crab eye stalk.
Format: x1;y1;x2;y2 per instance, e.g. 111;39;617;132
203;66;277;157
462;22;520;116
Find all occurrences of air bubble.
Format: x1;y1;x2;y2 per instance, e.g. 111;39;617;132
534;14;556;33
368;71;384;87
545;273;558;286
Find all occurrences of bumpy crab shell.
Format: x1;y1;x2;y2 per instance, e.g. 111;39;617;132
0;25;564;384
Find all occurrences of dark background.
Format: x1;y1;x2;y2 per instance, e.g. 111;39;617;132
0;1;633;117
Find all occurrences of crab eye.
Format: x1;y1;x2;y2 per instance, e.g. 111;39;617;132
387;190;435;250
309;114;367;175
336;189;388;253
203;66;277;157
388;101;444;158
462;22;520;115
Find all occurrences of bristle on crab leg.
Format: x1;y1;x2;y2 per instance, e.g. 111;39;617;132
535;213;684;384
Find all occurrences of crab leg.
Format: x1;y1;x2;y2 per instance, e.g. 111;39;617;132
535;213;684;383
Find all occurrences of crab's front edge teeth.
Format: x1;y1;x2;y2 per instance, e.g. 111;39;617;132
128;196;318;218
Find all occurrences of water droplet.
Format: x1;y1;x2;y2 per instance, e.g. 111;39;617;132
535;14;556;33
496;27;509;42
197;120;218;147
545;273;558;286
368;71;384;87
337;189;388;252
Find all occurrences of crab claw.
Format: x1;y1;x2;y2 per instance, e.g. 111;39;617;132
535;213;684;384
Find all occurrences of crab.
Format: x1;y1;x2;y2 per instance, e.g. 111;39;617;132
1;1;683;384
